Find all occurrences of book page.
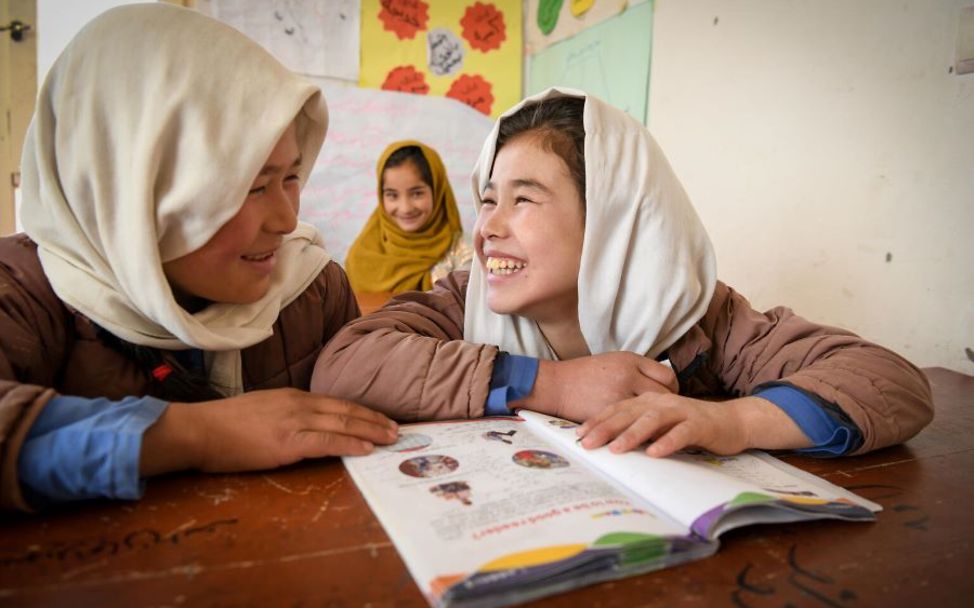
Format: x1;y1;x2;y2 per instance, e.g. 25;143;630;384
343;417;695;605
518;411;880;538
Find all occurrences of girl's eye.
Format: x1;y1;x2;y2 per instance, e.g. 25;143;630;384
480;197;496;206
285;174;300;183
248;186;266;196
515;196;535;205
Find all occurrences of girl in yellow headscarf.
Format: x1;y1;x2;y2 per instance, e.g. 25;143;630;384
345;141;472;293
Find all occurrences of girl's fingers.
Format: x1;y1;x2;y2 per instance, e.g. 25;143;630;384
298;430;376;458
633;375;674;396
578;392;664;438
304;411;399;445
608;406;686;453
577;401;621;437
639;361;679;393
606;414;665;453
315;397;398;427
579;408;641;449
646;422;694;458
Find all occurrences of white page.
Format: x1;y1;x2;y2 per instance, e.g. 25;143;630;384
343;417;691;604
519;410;880;537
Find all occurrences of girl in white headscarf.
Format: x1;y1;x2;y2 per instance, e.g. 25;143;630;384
0;4;396;511
313;87;932;459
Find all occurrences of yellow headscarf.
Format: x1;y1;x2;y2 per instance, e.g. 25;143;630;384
345;140;462;293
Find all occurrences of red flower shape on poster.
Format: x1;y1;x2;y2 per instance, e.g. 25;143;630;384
378;0;430;40
381;66;430;95
446;74;494;115
460;2;506;52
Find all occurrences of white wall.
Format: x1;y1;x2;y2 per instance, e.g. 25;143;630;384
37;0;145;83
649;0;974;373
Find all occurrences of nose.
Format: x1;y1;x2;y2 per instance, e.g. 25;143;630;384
398;198;417;214
478;202;510;241
265;183;299;234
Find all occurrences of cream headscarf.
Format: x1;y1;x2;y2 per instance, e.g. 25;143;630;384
19;3;330;394
464;88;717;360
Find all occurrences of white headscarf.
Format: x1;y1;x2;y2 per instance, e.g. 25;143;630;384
19;3;330;394
464;87;717;360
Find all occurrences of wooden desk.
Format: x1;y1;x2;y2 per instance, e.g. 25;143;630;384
1;368;971;607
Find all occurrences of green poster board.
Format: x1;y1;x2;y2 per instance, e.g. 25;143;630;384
526;1;653;124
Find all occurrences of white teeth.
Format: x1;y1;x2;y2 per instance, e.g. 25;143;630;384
244;252;272;261
486;257;527;274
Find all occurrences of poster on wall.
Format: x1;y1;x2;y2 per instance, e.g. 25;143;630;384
359;0;522;118
525;0;645;54
206;0;361;81
526;1;653;124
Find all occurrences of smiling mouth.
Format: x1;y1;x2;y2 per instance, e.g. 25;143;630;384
486;257;527;276
242;251;274;262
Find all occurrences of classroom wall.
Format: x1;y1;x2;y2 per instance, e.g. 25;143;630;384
648;0;974;373
34;0;973;373
36;0;145;83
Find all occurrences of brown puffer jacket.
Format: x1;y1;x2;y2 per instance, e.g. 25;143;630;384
312;270;933;455
0;234;360;511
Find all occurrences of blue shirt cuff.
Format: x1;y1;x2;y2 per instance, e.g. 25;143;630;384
19;395;169;504
486;354;540;416
753;386;861;457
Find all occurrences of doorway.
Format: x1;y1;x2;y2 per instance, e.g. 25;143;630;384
0;0;37;235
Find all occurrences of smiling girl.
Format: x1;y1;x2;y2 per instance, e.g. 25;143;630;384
0;5;397;511
312;88;932;459
345;141;472;294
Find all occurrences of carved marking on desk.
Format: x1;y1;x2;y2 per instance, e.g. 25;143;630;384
731;545;858;608
0;518;239;570
310;476;348;522
844;483;903;501
892;504;929;530
197;486;237;505
261;475;321;495
843;458;917;472
0;541;398;597
311;499;331;523
731;563;775;605
163;519;198;539
844;485;929;530
60;558;110;581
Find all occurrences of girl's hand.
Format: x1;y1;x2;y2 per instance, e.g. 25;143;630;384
513;352;678;422
140;388;398;476
575;394;811;458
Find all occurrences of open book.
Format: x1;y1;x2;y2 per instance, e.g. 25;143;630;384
343;410;880;608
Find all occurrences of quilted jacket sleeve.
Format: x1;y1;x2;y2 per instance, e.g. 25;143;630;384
311;271;497;421
669;281;933;454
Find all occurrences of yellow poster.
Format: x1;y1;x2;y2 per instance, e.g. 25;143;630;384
360;0;522;118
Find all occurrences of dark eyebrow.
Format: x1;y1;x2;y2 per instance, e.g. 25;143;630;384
484;178;553;195
258;155;302;177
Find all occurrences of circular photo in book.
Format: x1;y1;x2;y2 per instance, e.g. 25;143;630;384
512;450;569;469
429;480;473;506
399;454;460;478
385;433;434;453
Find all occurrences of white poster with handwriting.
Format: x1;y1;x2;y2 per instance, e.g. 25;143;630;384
207;0;361;80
